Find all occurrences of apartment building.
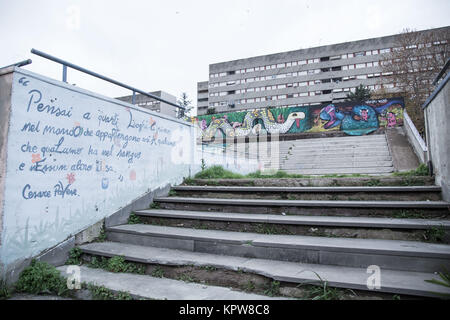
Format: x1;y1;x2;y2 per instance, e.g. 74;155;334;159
116;90;178;118
197;26;449;116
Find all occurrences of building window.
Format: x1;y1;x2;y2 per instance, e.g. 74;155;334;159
298;60;307;65
356;63;366;69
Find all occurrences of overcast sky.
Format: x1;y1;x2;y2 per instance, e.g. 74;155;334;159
1;0;449;115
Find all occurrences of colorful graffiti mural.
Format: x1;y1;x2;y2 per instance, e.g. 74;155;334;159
186;98;404;140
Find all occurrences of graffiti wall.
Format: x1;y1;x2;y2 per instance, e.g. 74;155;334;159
0;68;257;273
187;98;404;140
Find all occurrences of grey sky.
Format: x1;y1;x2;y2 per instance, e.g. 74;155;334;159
1;0;449;115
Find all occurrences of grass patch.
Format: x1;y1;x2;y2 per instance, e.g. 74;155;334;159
392;210;426;219
128;212;142;224
393;164;429;177
423;226;446;243
65;248;83;265
15;260;70;297
0;280;11;300
96;227;107;242
263;281;280;297
87;284;133;300
88;256;145;274
177;274;194;283
149;202;161;209
301;283;345;300
194;166;245;179
151;267;165;278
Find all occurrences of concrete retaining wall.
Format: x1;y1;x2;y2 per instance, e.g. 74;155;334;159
0;67;257;281
403;110;428;164
424;73;450;201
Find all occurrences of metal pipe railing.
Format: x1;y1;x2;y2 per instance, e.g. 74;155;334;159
31;48;186;110
1;59;32;69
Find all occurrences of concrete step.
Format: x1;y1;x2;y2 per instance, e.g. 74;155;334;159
154;196;450;217
283;167;394;175
76;242;450;298
184;176;436;187
287;148;390;156
171;185;442;201
56;265;280;300
105;224;450;273
134;209;450;242
281;161;393;170
282;155;393;163
285;152;391;160
289;145;389;153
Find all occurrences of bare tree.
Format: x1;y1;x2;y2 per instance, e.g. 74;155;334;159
380;28;449;135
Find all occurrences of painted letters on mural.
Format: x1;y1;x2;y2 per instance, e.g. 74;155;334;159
186;98;404;140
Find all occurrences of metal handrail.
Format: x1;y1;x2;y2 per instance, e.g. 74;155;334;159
1;59;32;69
30;48;186;110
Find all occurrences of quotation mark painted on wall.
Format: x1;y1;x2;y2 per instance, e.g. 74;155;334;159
66;265;81;290
66;5;81;31
18;77;29;86
366;265;381;290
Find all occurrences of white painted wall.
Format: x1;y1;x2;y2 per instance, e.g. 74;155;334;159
0;68;257;272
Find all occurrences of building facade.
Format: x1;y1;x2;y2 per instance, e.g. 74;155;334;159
197;26;449;116
117;90;178;118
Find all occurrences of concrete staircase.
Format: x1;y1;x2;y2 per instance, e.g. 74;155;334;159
72;177;450;299
249;133;395;175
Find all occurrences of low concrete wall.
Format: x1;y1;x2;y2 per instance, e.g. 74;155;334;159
402;111;428;164
0;67;257;282
424;73;450;201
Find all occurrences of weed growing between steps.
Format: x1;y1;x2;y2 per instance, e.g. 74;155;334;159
87;255;145;274
15;260;71;297
182;165;433;186
423;226;447;243
0;280;11;300
128;212;143;224
425;269;450;298
86;284;133;300
393;164;429;177
65;247;83;265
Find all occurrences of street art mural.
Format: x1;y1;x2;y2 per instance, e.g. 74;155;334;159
186;98;404;140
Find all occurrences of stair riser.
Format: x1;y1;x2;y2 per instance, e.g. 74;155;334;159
137;216;448;243
106;230;449;273
157;202;450;218
171;191;442;201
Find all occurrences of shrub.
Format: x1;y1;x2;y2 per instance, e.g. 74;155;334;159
15;260;69;296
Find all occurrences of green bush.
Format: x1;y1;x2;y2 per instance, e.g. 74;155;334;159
15;260;69;296
194;166;244;179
